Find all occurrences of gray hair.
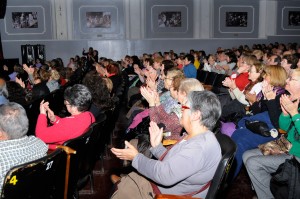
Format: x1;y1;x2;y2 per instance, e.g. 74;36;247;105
187;90;221;130
0;102;29;139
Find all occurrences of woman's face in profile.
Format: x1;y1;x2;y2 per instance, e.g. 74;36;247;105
177;90;186;104
170;87;178;100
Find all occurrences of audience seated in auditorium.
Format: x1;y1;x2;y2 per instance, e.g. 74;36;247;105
0;102;48;193
140;71;185;140
231;64;287;178
110;91;222;199
220;62;264;137
35;84;95;150
221;55;260;118
16;64;50;103
243;68;300;199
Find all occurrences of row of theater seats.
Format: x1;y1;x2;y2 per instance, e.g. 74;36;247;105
197;70;227;90
1;76;128;199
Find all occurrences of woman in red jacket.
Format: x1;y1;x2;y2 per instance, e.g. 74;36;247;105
35;84;95;149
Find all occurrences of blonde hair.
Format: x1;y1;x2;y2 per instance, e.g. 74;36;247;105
252;50;264;60
292;68;300;80
242;55;260;66
102;77;113;93
153;56;163;63
50;70;60;81
172;75;185;91
166;68;184;78
179;78;204;94
264;65;287;87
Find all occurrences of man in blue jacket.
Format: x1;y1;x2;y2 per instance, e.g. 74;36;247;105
183;54;197;78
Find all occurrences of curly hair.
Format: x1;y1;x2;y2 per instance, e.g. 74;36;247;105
64;84;92;112
82;71;114;111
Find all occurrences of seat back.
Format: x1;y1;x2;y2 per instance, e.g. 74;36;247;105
63;122;103;196
26;97;44;136
78;121;106;189
197;70;209;83
204;72;218;86
1;148;67;199
213;74;227;88
205;133;237;199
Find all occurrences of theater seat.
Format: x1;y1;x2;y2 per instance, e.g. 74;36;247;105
197;70;209;84
1;147;74;199
155;133;237;199
63;122;105;196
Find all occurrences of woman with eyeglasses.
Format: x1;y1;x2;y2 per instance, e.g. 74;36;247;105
231;64;288;178
243;68;300;199
35;84;95;150
221;55;261;119
110;91;222;199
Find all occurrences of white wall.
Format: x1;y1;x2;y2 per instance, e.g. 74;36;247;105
1;0;300;65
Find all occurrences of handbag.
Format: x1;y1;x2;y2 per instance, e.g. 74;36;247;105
245;120;271;137
270;157;300;199
258;134;292;155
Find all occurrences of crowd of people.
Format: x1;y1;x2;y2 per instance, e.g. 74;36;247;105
0;41;300;198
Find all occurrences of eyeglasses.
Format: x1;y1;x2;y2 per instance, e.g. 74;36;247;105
164;77;173;81
64;100;71;106
288;77;299;82
181;105;190;111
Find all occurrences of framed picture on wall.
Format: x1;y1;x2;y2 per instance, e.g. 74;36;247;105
85;11;111;28
72;0;125;40
277;1;300;35
225;12;248;27
218;6;254;34
152;7;187;32
145;0;193;38
4;6;46;35
213;0;259;38
79;6;117;34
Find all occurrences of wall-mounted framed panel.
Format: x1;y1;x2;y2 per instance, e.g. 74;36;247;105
73;0;124;40
277;1;300;35
4;6;45;35
213;0;259;38
0;0;52;40
145;0;193;38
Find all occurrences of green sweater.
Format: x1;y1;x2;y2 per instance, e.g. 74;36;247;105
279;111;300;158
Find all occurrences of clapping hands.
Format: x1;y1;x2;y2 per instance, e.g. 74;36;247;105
262;80;276;100
280;94;299;117
39;100;56;122
140;86;159;107
222;77;236;89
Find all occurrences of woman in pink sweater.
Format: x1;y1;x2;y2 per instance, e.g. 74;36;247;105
36;84;95;149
